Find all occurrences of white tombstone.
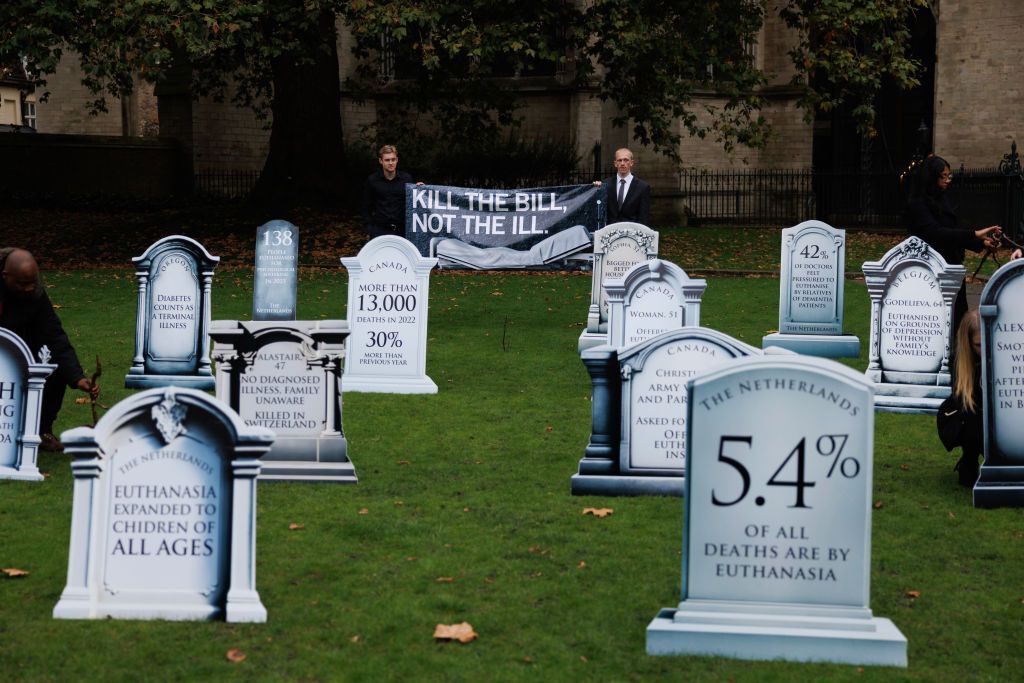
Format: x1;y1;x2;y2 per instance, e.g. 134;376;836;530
606;259;706;349
647;355;906;666
579;222;659;351
976;259;1024;507
0;330;56;481
54;387;274;622
340;236;438;393
210;320;354;483
762;220;860;357
125;236;219;390
862;236;965;413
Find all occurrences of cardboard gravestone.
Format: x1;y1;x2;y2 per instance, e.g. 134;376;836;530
762;220;860;357
862;236;964;412
53;387;274;622
340;235;438;393
0;330;55;481
125;236;219;389
210;320;354;482
606;259;706;349
572;328;760;497
253;220;299;321
647;355;907;666
976;259;1024;507
579;222;659;351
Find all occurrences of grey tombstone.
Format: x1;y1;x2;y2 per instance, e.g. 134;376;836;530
340;235;438;394
975;259;1024;507
862;236;964;413
53;387;274;622
606;259;707;349
0;330;56;481
572;327;760;497
578;222;659;352
647;355;907;666
125;236;219;390
762;220;860;357
253;220;299;321
210;319;354;483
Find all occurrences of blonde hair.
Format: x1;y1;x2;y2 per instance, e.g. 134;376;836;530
954;309;981;413
378;144;397;158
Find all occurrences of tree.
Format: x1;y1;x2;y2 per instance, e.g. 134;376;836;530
1;0;928;201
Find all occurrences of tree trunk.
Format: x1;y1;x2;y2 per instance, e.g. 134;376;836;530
253;9;345;208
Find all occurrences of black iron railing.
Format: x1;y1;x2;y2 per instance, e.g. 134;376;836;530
193;169;261;199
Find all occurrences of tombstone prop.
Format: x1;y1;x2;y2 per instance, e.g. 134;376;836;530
571;327;760;497
340;235;438;394
125;236;219;390
605;259;706;350
762;220;860;357
975;259;1024;507
578;222;659;352
53;387;274;622
0;330;56;481
210;320;354;483
253;220;299;321
862;236;964;413
647;355;907;666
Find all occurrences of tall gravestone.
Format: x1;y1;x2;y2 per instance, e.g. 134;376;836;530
210;320;354;483
762;220;860;357
606;259;706;350
976;259;1024;507
340;235;438;394
572;328;760;497
53;387;274;622
647;355;907;666
862;236;964;413
0;330;55;481
125;236;219;390
578;222;659;352
253;220;299;321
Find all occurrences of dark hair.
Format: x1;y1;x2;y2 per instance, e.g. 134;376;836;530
904;154;950;221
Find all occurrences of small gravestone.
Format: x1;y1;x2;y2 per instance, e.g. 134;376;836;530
976;259;1024;508
253;220;299;321
762;220;860;357
862;236;964;413
647;355;907;666
572;328;760;497
0;330;55;481
579;222;658;351
340;236;438;393
606;259;706;349
53;387;274;622
125;236;219;390
210;320;354;482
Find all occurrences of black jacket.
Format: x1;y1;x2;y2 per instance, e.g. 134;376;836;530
904;195;983;265
606;175;651;226
363;169;414;231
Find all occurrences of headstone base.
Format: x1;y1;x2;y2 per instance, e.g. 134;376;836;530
341;376;438;394
55;600;224;622
570;471;683;497
761;333;860;358
646;601;907;667
973;465;1024;508
578;330;608;353
0;465;43;481
124;373;215;390
871;383;949;414
260;459;358;483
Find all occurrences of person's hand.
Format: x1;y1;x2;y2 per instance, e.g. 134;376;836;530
592;180;603;187
415;181;425;186
983;236;1001;250
76;377;99;399
1012;248;1023;261
975;225;1002;239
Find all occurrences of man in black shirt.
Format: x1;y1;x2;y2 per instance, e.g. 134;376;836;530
1;248;98;451
363;144;418;238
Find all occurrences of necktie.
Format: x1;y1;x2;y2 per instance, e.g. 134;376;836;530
618;178;626;208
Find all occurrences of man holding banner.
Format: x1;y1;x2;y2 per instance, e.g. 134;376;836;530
363;144;419;238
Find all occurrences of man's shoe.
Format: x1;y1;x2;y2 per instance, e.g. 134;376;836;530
40;433;63;452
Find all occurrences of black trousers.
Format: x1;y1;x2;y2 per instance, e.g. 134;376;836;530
39;374;67;435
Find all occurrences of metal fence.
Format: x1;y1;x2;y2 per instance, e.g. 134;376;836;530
193;169;261;199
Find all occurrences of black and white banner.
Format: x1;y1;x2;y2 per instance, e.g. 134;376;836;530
405;183;605;269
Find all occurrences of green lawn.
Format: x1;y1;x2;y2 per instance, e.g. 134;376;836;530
1;263;1022;682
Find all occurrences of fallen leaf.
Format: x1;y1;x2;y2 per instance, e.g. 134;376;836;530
394;501;404;506
577;561;587;569
74;397;89;404
433;622;477;643
948;511;956;519
906;590;921;599
580;655;589;663
583;507;614;517
288;523;304;531
225;648;246;663
52;303;63;309
528;546;548;555
545;425;553;432
522;656;534;664
463;507;470;512
358;508;369;515
899;464;909;471
2;567;29;578
435;576;455;583
350;635;361;643
397;460;412;465
406;556;417;561
873;501;883;509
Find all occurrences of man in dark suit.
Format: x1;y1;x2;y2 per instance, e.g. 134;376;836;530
605;147;651;226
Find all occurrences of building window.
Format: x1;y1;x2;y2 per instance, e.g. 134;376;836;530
21;100;36;129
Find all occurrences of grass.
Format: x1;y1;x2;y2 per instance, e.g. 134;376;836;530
1;260;1022;681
